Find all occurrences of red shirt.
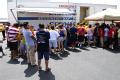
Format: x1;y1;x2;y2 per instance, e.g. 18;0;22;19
108;28;115;37
77;26;85;36
99;28;104;37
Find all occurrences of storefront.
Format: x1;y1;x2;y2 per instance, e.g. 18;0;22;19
8;0;117;26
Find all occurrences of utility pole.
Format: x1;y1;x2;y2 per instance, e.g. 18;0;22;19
15;0;18;23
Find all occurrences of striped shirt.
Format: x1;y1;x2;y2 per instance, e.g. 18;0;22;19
8;27;19;42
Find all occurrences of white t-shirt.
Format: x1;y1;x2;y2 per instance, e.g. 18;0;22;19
49;30;59;40
87;28;93;36
104;28;109;37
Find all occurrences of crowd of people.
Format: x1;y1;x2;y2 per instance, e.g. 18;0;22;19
0;22;120;71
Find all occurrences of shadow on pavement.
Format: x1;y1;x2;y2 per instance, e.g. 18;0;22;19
38;70;55;80
7;59;20;64
50;53;62;60
59;51;70;57
80;47;90;51
24;66;38;77
21;59;27;65
66;48;81;52
106;48;120;54
90;46;98;49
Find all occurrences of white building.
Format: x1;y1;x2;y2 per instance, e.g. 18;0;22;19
8;0;117;26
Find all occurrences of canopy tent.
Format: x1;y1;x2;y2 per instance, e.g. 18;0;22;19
85;8;120;21
17;7;74;14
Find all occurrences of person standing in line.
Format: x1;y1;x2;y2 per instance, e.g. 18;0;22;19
93;23;100;47
0;23;5;40
77;24;86;48
69;23;77;49
2;24;6;40
87;24;94;47
65;24;71;48
7;23;19;60
113;25;118;49
36;24;51;71
5;23;11;49
49;25;59;53
99;24;104;48
58;24;66;51
104;24;109;48
22;22;37;67
117;26;120;48
108;24;115;49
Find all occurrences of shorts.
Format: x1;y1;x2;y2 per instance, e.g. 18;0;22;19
87;36;93;41
104;36;108;42
69;35;77;45
108;37;114;44
78;36;85;42
9;42;18;51
58;37;64;42
70;34;77;42
49;40;58;48
38;51;50;60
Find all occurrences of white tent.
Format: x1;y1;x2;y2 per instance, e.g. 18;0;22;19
85;8;120;21
17;7;74;14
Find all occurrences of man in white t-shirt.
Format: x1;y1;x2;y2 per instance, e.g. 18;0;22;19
49;26;59;53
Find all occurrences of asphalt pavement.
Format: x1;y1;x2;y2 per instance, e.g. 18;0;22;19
0;33;120;80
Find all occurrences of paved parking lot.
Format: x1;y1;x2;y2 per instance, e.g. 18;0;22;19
0;33;120;80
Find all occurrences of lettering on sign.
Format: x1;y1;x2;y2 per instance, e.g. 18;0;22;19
59;5;76;9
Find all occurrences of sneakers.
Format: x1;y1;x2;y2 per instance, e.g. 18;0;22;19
38;66;42;71
79;44;83;48
45;68;51;72
2;53;6;56
38;66;51;72
31;64;37;67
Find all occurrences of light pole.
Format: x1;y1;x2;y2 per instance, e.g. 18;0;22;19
15;0;19;23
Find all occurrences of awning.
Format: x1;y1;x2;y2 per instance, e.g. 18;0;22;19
17;7;74;14
85;8;120;21
0;18;8;22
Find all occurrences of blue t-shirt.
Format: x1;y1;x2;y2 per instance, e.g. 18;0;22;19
22;29;35;47
59;30;65;37
70;27;77;35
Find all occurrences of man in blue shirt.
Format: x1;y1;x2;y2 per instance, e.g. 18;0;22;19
22;22;36;67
